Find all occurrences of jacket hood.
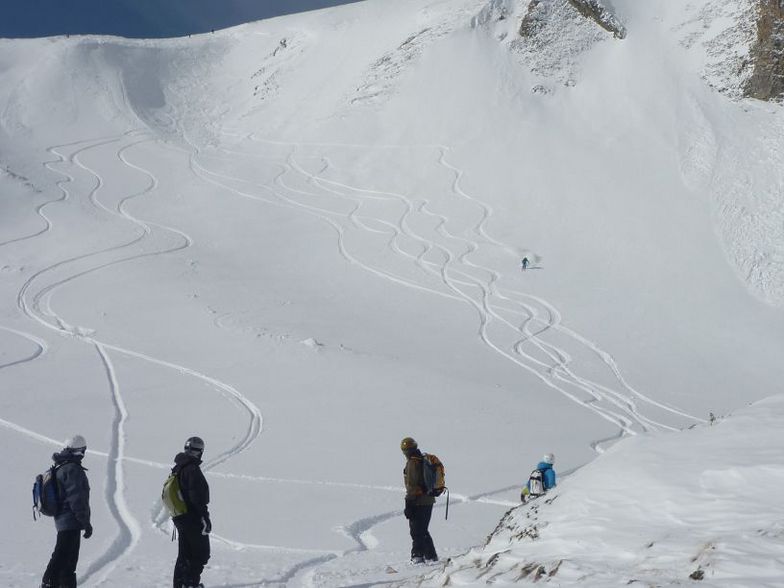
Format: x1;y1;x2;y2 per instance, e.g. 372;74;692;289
537;462;553;470
52;451;84;465
174;451;202;470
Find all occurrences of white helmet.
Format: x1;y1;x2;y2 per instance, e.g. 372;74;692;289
64;434;87;455
543;453;555;465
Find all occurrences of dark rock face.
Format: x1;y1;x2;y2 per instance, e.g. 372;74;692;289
519;0;549;39
520;0;625;40
744;0;784;101
566;0;626;39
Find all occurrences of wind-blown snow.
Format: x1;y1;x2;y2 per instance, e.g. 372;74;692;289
1;0;783;586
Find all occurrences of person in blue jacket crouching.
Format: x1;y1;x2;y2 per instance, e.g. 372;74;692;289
521;453;556;502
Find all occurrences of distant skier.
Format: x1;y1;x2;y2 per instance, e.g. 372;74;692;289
521;257;530;271
170;436;211;588
41;435;93;588
521;453;556;502
401;437;439;564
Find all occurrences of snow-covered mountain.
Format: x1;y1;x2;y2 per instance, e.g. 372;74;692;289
1;0;783;586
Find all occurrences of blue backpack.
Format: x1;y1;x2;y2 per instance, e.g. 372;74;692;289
32;465;62;520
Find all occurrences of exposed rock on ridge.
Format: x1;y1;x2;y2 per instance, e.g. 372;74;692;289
744;0;784;101
520;0;625;40
566;0;626;39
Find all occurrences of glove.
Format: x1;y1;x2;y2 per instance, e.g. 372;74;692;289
404;500;415;520
201;515;212;535
83;524;93;539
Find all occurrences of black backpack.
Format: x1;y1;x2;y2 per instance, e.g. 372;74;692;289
32;465;62;520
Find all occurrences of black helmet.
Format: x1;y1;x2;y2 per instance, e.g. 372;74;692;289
184;436;205;457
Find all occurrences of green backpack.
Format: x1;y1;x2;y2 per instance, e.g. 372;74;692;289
162;472;188;517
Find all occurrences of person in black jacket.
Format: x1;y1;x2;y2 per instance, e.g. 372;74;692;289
41;434;92;588
171;436;211;588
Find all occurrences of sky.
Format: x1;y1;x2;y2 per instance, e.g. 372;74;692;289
0;0;362;38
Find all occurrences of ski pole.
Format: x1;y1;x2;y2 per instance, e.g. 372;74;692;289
444;488;450;520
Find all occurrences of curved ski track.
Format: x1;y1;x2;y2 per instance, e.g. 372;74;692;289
176;130;703;585
0;129;521;585
3;120;705;585
4;131;263;586
196;133;702;439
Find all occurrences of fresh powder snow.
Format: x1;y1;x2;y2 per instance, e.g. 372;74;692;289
1;0;783;586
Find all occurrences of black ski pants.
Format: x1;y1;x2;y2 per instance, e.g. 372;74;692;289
408;504;437;560
42;529;81;588
173;517;210;588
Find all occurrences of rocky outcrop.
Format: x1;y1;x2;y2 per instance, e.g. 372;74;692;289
520;0;625;40
514;0;619;85
519;0;549;38
566;0;626;39
744;0;784;101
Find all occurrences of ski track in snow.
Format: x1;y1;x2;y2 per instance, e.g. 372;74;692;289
3;130;264;585
0;134;128;250
3;127;595;586
0;325;47;370
174;128;702;585
200;131;703;441
168;131;542;585
80;341;142;586
2;124;702;587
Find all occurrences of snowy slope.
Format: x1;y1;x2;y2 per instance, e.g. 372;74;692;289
1;0;783;586
421;395;784;587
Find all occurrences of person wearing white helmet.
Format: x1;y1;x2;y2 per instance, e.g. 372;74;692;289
40;435;92;588
521;453;557;502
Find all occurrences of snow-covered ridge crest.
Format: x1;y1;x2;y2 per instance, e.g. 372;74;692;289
417;395;784;586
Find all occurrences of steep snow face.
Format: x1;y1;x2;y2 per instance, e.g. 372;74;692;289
673;0;758;100
422;395;784;586
474;0;784;305
1;0;784;586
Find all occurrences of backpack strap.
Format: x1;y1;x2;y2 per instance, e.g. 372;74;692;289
419;454;430;494
50;464;63;507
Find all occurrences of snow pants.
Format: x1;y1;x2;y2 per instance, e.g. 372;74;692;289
42;529;81;588
409;504;438;560
173;518;210;588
